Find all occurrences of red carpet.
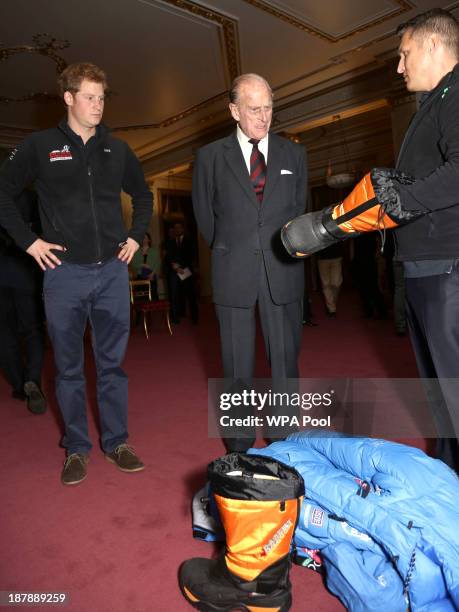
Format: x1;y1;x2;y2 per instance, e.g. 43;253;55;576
1;291;424;611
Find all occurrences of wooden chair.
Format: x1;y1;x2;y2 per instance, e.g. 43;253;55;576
129;280;172;339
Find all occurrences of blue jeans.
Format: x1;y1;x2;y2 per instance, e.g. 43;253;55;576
44;257;130;454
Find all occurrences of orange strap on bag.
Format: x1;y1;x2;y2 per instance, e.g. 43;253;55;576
281;167;420;258
330;173;398;234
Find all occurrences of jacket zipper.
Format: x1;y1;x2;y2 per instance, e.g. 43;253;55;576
87;165;102;261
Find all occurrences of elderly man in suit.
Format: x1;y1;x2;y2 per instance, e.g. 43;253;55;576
192;73;307;451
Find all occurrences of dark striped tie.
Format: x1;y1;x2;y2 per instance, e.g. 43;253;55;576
249;138;266;203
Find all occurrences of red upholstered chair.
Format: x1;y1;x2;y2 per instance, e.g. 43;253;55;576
129;280;172;338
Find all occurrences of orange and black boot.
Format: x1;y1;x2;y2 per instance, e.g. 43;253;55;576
281;167;421;258
179;453;304;611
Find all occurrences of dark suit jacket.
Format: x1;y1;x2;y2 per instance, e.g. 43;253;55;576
164;235;195;272
192;131;306;307
0;189;42;290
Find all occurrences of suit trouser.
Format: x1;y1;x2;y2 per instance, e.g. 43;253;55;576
0;286;45;392
168;272;198;323
405;266;459;471
44;257;130;455
354;260;387;318
215;257;302;451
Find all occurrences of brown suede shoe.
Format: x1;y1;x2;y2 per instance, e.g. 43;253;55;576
105;444;145;472
61;453;89;485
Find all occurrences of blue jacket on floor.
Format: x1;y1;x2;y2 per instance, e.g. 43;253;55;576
249;433;459;612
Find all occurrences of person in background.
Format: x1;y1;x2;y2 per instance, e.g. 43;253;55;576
0;189;46;413
302;258;317;326
130;231;160;299
383;233;407;336
317;243;344;318
353;234;388;319
164;221;198;324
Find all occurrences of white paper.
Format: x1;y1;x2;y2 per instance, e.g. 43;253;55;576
177;267;192;281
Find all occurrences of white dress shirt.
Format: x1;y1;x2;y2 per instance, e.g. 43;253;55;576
236;125;269;174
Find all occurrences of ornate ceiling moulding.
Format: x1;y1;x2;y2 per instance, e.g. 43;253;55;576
293;99;390;135
150;163;191;181
112;91;228;132
271;59;353;101
113;0;240;133
0;33;69;104
264;55;390;104
272;64;389;127
159;0;241;80
117;56;363;135
241;0;413;42
329;31;395;64
0;124;35;148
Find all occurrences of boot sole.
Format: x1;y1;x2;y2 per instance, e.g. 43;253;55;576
180;583;292;612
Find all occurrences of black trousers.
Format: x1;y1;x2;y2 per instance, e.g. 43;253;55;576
405;265;459;472
167;272;198;323
215;258;302;451
0;286;45;393
354;262;387;318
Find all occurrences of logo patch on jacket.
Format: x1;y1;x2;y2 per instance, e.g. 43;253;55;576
49;145;72;162
311;507;324;527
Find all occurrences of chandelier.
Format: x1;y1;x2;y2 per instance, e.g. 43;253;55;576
326;114;356;189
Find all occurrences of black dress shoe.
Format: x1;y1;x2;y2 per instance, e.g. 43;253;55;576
302;319;318;326
224;437;255;452
24;381;47;414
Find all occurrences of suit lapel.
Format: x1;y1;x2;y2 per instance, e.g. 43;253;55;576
224;133;259;209
263;134;283;203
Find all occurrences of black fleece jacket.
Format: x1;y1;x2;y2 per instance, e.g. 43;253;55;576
0;120;152;264
395;63;459;260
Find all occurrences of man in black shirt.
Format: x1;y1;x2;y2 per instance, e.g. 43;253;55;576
394;9;459;471
0;63;152;484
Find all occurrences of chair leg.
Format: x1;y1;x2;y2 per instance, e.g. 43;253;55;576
143;312;149;340
166;312;172;335
130;308;136;332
